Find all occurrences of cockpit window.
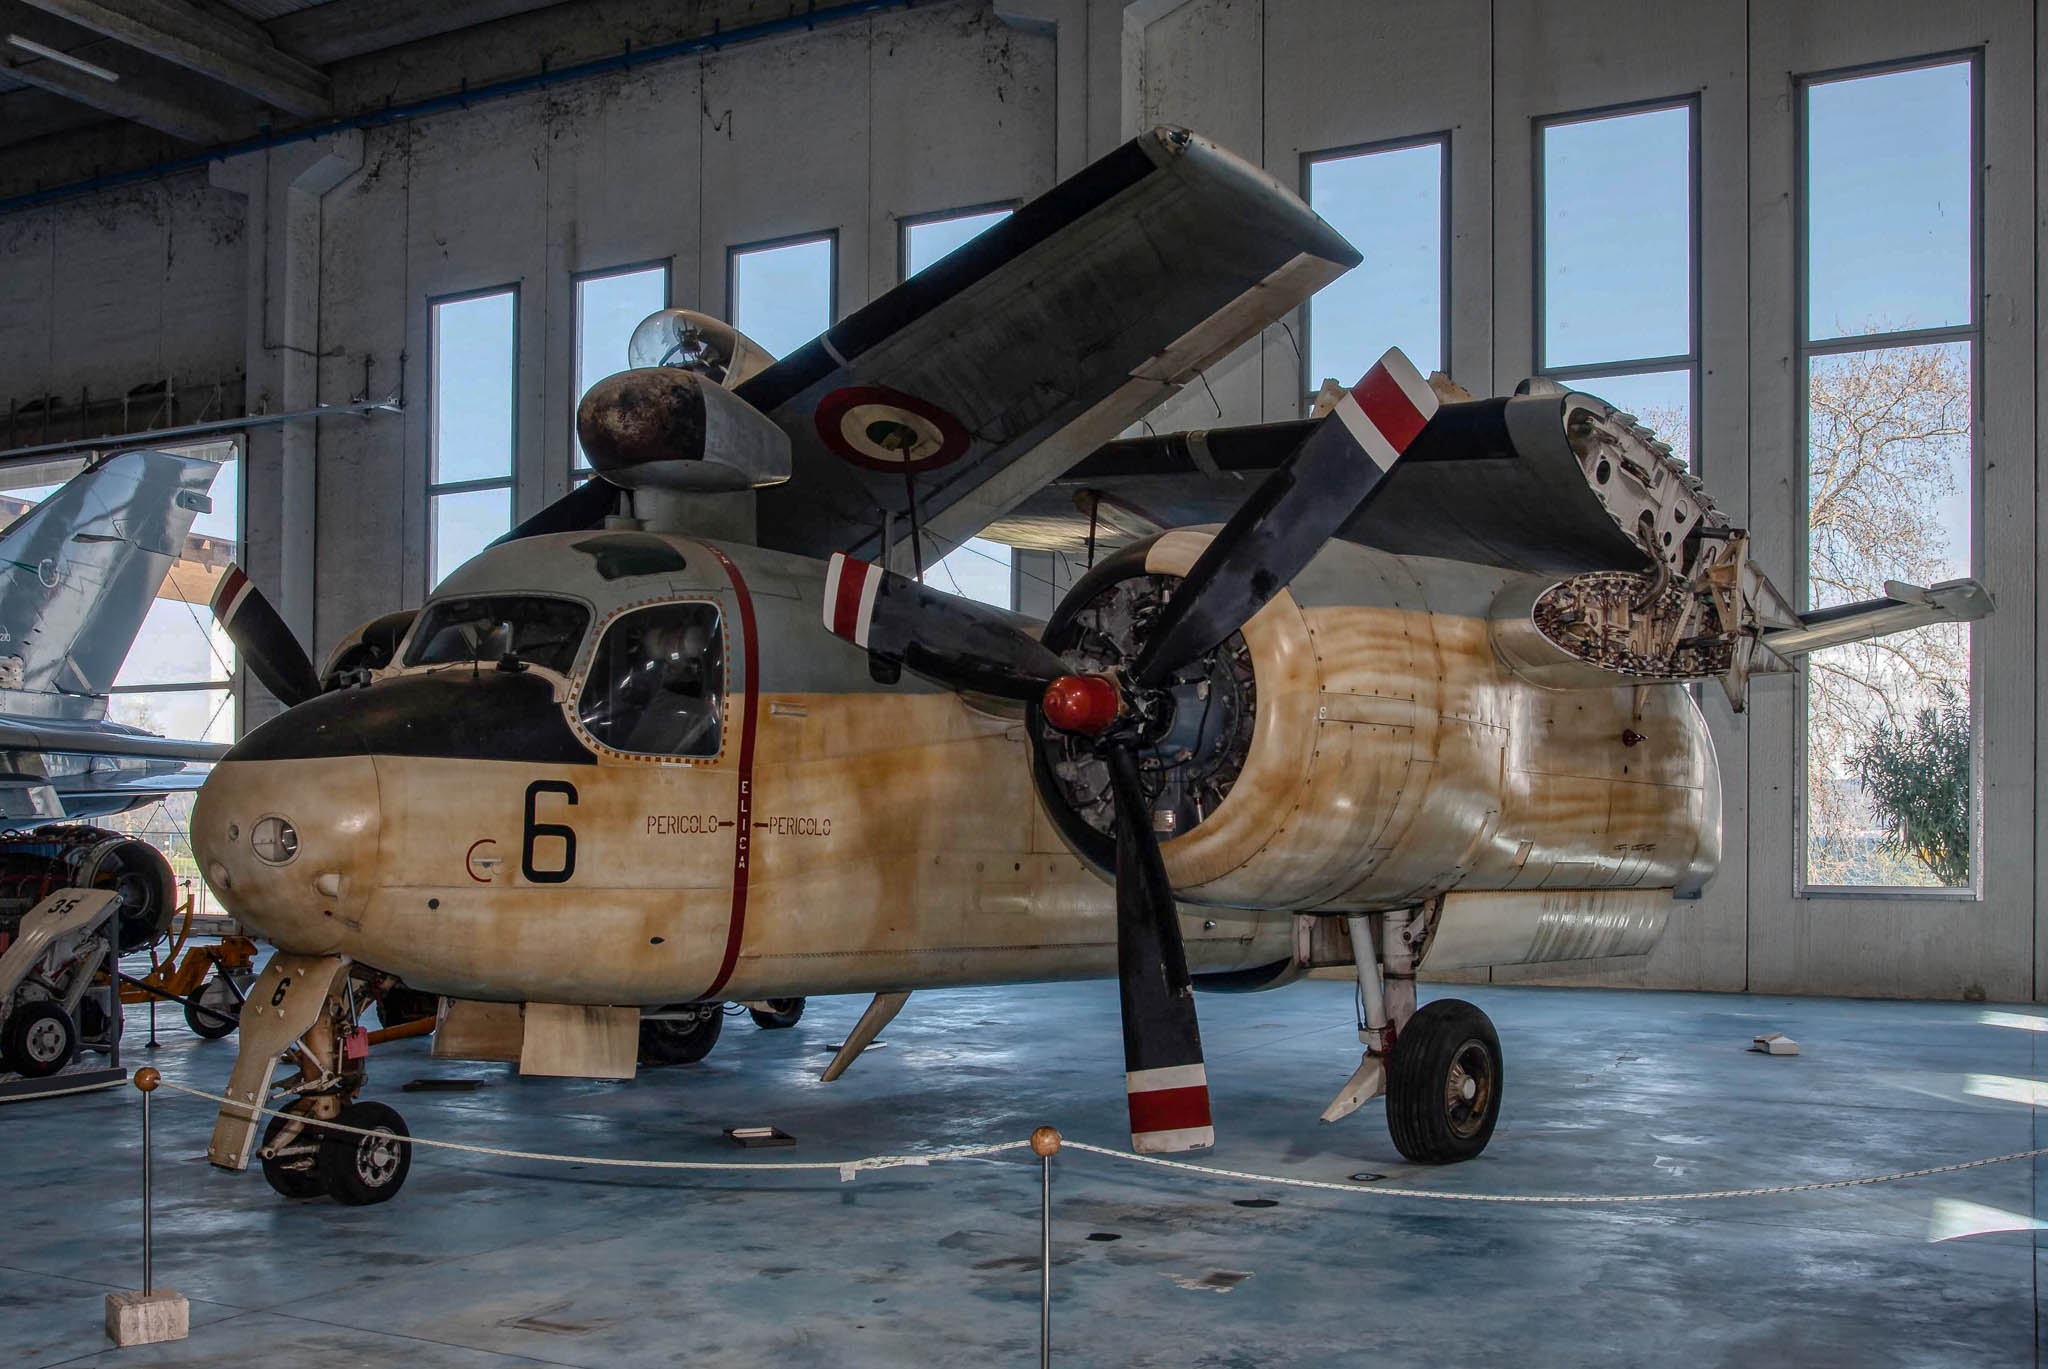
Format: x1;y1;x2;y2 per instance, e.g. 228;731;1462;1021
578;603;724;758
402;596;590;675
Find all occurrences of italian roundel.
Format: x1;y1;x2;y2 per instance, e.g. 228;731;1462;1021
814;385;971;474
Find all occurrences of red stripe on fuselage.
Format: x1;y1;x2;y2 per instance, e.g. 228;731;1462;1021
1127;1083;1213;1136
701;544;759;1001
1351;364;1427;452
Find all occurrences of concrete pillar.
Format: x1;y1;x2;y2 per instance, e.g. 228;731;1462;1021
209;132;362;724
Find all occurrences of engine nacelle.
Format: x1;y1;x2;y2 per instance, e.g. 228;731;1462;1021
1032;533;1720;915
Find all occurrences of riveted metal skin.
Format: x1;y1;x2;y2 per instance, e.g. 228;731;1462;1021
193;527;1713;1013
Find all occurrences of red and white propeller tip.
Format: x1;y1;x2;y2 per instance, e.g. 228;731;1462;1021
1335;346;1438;468
822;551;883;648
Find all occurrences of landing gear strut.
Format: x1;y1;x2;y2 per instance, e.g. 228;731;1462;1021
209;954;414;1205
1320;907;1504;1164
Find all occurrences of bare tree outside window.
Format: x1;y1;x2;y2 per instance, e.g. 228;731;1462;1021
1803;344;1971;886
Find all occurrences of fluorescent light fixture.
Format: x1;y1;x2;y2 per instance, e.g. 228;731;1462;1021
5;34;120;83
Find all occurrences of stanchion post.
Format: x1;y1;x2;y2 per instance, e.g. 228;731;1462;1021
105;1069;187;1346
1031;1126;1061;1369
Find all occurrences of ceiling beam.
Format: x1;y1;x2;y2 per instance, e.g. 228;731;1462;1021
18;0;330;114
265;0;570;66
0;45;243;141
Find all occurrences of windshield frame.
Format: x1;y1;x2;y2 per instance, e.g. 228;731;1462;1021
398;592;593;677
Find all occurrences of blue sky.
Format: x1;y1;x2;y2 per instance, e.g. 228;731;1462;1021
732;236;834;360
574;265;668;469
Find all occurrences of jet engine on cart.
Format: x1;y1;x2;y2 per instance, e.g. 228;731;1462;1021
0;825;175;1076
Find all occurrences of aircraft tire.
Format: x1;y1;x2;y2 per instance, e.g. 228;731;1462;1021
260;1112;327;1199
184;975;242;1039
1385;998;1502;1164
748;998;805;1030
1;999;77;1078
317;1101;412;1206
639;1002;723;1066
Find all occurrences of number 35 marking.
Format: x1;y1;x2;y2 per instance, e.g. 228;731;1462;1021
523;780;578;884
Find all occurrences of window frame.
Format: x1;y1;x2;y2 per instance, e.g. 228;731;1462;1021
1299;130;1451;412
570;259;672;478
724;229;839;349
1791;49;1984;900
106;433;246;742
570;598;731;765
426;282;521;591
896;200;1020;283
1532;93;1702;468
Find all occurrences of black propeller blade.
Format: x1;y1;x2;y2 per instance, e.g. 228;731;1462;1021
1105;741;1213;1152
821;552;1073;701
1131;347;1440;689
211;563;321;708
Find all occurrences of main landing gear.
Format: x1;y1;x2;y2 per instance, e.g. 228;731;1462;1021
206;954;414;1206
636;997;808;1067
1320;908;1504;1165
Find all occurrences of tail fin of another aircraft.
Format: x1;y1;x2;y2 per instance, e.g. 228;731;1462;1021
0;449;221;698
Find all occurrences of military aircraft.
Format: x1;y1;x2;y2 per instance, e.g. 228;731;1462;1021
186;127;1990;1206
0;449;236;951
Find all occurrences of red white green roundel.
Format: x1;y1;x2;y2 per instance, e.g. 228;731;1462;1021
814;385;971;474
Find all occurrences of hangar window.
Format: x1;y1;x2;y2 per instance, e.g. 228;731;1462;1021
1798;56;1978;892
0;437;240;916
578;603;725;759
901;205;1013;280
429;287;518;588
572;262;670;481
728;233;834;363
1305;134;1447;399
1536;101;1696;467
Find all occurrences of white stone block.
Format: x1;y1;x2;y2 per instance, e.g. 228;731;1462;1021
105;1289;188;1346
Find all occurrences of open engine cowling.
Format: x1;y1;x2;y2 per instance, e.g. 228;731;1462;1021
0;825;177;953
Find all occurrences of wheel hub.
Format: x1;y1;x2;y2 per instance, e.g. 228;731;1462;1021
25;1018;65;1061
355;1128;401;1185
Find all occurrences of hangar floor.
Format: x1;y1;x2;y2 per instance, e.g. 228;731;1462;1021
2;980;2038;1367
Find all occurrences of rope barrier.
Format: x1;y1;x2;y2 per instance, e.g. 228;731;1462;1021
1064;1140;2048;1204
150;1076;2048;1203
152;1078;1029;1181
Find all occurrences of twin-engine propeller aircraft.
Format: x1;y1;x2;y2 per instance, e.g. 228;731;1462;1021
185;127;1989;1206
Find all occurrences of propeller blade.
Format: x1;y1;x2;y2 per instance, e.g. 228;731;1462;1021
211;563;321;707
1105;741;1213;1153
1131;347;1441;688
822;552;1071;701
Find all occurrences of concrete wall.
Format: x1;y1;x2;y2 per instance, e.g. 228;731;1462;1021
0;0;2042;1001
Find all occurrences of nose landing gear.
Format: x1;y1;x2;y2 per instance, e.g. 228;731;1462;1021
208;953;415;1205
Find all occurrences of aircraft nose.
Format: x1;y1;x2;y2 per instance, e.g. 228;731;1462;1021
191;751;382;955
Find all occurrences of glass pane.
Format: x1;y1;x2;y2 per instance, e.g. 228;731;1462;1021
1541;105;1691;368
574;266;668;471
0;457;88;524
403;595;589;675
1561;368;1692;469
431;290;517;485
928;536;1012;609
731;237;833;362
122;441;239;707
107;688;236;744
1806;61;1972;341
578;603;725;757
432;486;512;589
904;208;1011;278
1804;341;1973;888
1308;140;1443;384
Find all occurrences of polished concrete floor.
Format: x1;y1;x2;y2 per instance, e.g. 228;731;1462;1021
2;979;2041;1367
